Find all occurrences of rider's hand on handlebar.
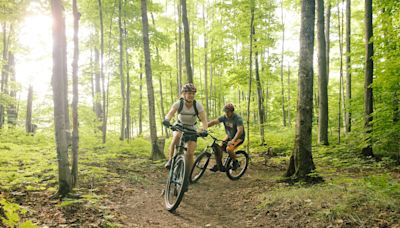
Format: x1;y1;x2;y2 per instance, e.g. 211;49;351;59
162;119;171;127
199;130;208;137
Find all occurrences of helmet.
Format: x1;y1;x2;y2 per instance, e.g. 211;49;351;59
223;103;235;112
181;83;197;93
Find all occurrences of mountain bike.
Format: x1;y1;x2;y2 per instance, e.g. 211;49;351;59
190;133;249;183
164;123;207;212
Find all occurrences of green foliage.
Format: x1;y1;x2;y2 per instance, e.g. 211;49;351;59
0;198;37;228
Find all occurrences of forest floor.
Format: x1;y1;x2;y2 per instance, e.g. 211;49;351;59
1;131;400;227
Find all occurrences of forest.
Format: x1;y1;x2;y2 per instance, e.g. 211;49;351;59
0;0;399;227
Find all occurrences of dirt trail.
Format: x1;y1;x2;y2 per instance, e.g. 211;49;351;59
108;160;285;228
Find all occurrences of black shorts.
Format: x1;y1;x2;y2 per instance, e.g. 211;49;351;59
182;134;197;142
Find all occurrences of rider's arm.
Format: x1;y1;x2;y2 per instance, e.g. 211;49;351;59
165;105;178;121
198;111;208;131
207;119;220;128
232;125;244;142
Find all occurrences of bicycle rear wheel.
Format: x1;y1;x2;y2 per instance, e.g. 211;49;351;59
190;150;211;183
226;150;249;180
164;154;188;211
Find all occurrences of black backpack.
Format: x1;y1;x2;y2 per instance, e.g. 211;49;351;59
177;97;200;120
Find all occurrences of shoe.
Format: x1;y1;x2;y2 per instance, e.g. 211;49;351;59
219;166;226;172
232;160;240;170
165;159;172;169
210;165;219;172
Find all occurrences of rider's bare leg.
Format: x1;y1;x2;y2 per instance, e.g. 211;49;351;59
168;131;182;159
186;141;197;171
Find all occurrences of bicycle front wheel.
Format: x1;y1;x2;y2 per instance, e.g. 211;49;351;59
164;154;188;211
190;150;211;183
226;150;249;180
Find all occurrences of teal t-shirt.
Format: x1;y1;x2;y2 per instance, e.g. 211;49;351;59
218;113;245;140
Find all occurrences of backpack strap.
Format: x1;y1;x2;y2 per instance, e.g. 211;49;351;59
177;98;200;120
178;97;184;114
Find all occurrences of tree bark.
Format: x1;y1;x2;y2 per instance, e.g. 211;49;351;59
337;0;344;143
317;0;329;145
71;0;80;187
345;0;351;132
118;0;126;140
25;85;33;133
139;62;143;135
98;0;107;143
287;64;291;127
246;4;255;153
0;23;8;128
51;0;72;196
280;0;286;127
362;0;374;157
94;48;103;121
286;0;316;179
181;0;193;83
325;1;330;80
123;16;131;140
255;48;265;144
140;0;164;160
7;52;17;126
203;2;209;117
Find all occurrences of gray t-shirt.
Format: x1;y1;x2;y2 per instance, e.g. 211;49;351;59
218;113;245;140
172;99;204;128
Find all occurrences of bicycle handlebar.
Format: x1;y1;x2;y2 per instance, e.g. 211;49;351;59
166;123;208;137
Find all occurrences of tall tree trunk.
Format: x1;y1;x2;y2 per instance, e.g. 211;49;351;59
255;49;265;145
0;23;8;128
150;13;168;138
71;0;80;187
287;64;291;127
140;0;164;160
94;48;103;121
286;0;316;179
246;4;255;153
51;0;72;196
203;2;209;117
337;0;344;143
325;1;331;80
362;0;374;157
7;52;17;126
118;0;126;140
177;0;182;92
139;62;143;135
90;49;96;113
317;0;329;145
98;0;107;143
280;0;286;127
345;0;351;132
181;0;193;83
25;85;33;133
123;17;131;140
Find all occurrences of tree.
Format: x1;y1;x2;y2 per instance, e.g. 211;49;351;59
286;0;317;179
345;0;351;132
246;3;255;153
25;85;33;133
51;0;72;196
362;0;374;157
98;0;107;144
7;52;17;126
181;0;193;83
71;0;80;188
140;0;164;160
118;0;126;140
280;0;286;127
317;0;329;145
0;23;8;128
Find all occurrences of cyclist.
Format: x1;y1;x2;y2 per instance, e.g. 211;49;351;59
207;103;245;172
163;83;208;171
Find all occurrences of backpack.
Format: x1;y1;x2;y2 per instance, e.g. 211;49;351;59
177;97;200;120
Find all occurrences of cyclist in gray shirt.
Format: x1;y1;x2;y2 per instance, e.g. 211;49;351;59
163;83;208;170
